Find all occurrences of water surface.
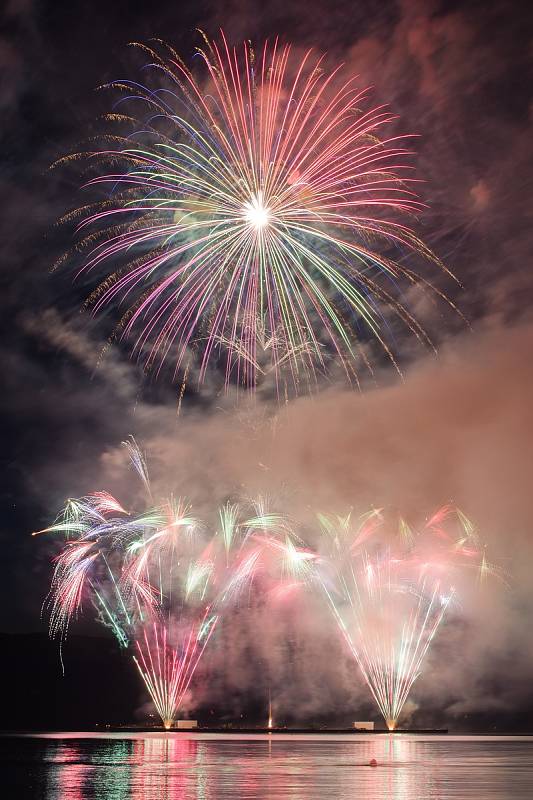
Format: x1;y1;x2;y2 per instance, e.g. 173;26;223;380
2;732;532;799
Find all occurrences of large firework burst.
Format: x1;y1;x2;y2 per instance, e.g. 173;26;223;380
59;32;460;393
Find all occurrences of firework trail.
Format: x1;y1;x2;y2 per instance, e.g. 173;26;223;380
316;506;501;729
58;32;462;393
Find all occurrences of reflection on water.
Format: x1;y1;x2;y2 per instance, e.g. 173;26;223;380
2;732;533;800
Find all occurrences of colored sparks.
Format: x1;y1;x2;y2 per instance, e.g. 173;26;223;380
133;616;217;729
36;441;499;728
37;443;310;727
59;32;462;393
317;506;502;730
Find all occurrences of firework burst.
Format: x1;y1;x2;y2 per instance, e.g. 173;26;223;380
59;32;461;393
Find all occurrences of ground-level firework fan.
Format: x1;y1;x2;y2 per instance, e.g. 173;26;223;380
134;619;216;730
35;442;499;728
34;440;311;727
317;507;500;729
58;32;462;393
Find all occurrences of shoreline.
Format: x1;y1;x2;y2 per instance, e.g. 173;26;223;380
4;729;533;737
104;726;449;734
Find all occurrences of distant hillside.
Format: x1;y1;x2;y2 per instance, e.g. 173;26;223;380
2;632;532;732
0;632;140;729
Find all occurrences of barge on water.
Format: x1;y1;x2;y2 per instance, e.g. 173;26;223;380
105;725;448;734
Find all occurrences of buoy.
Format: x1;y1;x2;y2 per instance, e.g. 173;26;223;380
369;758;378;767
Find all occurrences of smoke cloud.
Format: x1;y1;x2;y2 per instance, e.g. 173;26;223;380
41;315;529;727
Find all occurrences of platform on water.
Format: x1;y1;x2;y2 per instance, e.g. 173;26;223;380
108;725;448;735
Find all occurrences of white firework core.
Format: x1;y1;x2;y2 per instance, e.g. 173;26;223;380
243;191;270;230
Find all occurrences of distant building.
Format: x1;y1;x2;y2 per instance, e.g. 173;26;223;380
175;720;198;729
353;721;374;731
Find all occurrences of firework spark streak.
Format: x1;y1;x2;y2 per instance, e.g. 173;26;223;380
59;33;462;392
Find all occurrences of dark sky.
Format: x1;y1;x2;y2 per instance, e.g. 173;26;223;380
1;0;533;727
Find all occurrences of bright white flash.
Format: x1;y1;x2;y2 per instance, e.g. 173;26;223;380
243;191;269;230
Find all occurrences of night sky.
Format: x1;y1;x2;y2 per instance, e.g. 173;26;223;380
2;0;533;729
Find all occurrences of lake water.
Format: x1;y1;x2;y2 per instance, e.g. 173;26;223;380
2;732;533;799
